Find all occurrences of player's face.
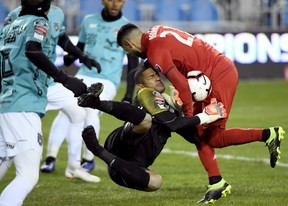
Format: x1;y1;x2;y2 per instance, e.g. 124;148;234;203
102;0;125;16
122;44;147;59
140;68;165;93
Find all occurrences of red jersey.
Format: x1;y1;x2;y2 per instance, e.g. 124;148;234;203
141;25;236;116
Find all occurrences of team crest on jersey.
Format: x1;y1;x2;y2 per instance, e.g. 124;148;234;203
34;20;49;41
54;22;59;32
153;91;166;109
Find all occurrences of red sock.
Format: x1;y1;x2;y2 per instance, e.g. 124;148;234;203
196;141;221;178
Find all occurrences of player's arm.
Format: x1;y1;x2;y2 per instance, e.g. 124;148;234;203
62;41;84;65
138;88;226;131
78;83;151;134
58;35;101;73
121;54;139;103
155;99;226;131
165;66;193;117
25;40;86;97
149;49;193;116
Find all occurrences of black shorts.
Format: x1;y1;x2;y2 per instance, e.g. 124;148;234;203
104;125;148;189
104;123;170;189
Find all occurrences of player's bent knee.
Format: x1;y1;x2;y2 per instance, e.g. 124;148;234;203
63;104;86;124
147;173;162;192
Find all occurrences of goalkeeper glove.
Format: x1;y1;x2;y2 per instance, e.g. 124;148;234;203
169;85;183;107
196;98;227;125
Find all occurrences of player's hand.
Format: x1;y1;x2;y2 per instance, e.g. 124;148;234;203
82;125;100;155
80;55;102;73
63;54;77;66
78;83;103;109
78;93;99;109
195;98;227;125
203;98;227;123
54;71;87;97
169;85;183;107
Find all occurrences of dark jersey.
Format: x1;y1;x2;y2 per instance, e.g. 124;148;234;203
104;88;199;168
104;119;171;168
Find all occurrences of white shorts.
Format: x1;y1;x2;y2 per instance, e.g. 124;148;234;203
46;82;78;111
0;112;43;158
76;75;117;101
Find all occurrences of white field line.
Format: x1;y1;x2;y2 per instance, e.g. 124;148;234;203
162;148;288;168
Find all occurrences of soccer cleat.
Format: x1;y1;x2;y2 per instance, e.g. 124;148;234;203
81;158;95;172
197;179;232;204
40;156;56;173
266;127;285;168
65;165;101;183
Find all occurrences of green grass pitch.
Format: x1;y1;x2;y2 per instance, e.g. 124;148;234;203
1;80;288;206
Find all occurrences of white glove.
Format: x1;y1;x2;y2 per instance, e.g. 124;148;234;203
196;98;227;125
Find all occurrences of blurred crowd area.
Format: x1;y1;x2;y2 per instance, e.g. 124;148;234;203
1;0;288;33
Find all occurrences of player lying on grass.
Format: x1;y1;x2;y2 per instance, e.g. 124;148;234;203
78;62;285;204
78;63;231;202
77;68;226;193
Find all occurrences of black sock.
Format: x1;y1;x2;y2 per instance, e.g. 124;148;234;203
95;147;116;165
97;101;146;125
262;129;270;142
209;176;222;185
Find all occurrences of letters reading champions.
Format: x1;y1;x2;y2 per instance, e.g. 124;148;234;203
195;32;288;64
54;33;288;66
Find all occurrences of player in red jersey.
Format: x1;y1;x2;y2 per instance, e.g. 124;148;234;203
116;23;285;203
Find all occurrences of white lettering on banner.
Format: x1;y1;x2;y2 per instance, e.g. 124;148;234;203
195;32;288;64
54;33;288;67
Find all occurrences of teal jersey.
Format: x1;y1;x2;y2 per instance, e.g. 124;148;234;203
0;15;51;116
77;13;129;89
6;5;65;86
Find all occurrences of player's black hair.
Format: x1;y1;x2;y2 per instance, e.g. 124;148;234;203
117;23;139;47
134;60;157;84
20;0;51;18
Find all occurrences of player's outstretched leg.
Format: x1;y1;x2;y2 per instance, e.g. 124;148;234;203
266;126;285;168
40;156;56;173
197;179;232;204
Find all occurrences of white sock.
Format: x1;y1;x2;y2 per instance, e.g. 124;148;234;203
82;109;101;161
46;111;69;158
67;122;84;166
